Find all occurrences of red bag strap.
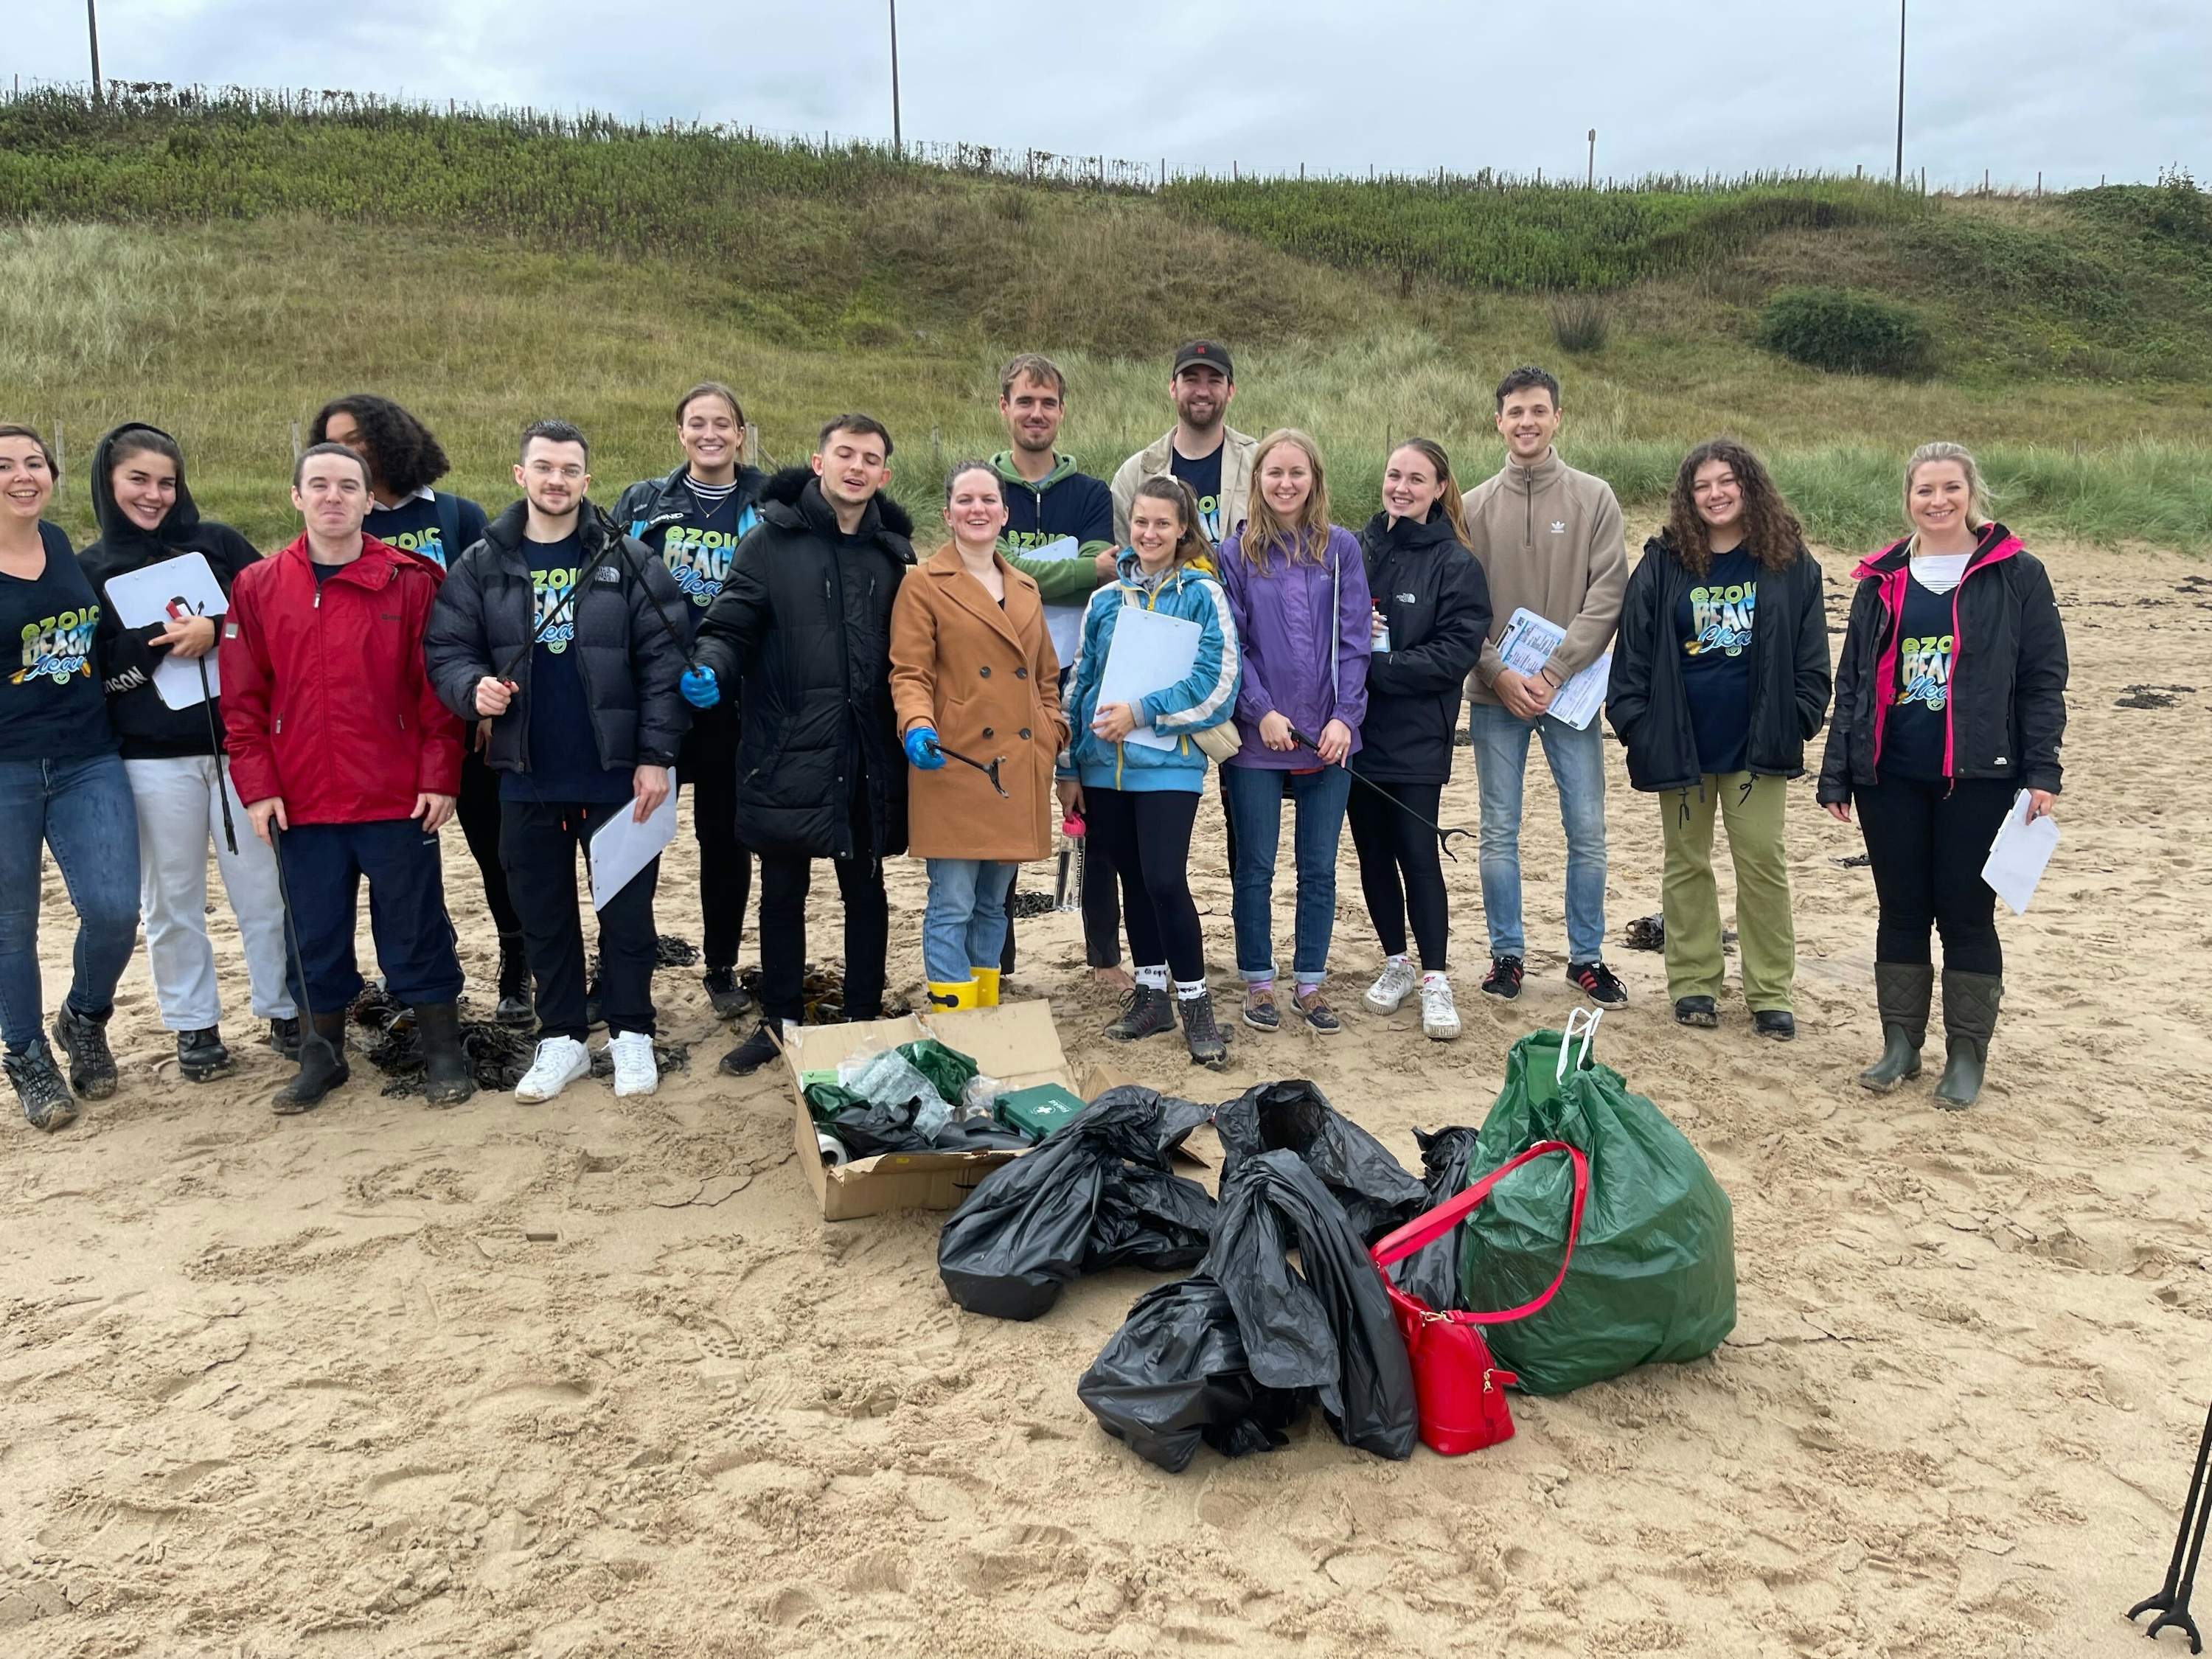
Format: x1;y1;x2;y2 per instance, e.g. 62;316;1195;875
1368;1139;1589;1326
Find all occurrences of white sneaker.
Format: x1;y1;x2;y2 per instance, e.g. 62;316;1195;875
514;1035;591;1103
1365;957;1420;1014
1420;975;1462;1042
606;1031;658;1098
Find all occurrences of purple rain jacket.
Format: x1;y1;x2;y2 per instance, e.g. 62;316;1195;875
1216;523;1371;769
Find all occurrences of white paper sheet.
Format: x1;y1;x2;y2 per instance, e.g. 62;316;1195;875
1494;606;1609;731
1981;790;2059;915
100;552;228;711
588;771;677;911
1014;537;1088;670
1095;604;1201;752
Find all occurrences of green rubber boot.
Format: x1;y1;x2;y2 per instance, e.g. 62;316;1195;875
1858;962;1932;1093
1933;970;2002;1111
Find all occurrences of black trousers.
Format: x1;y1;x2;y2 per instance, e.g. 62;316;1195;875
456;743;521;936
499;799;660;1042
1085;786;1205;985
682;704;755;972
757;783;888;1026
1853;775;2014;975
1346;779;1451;970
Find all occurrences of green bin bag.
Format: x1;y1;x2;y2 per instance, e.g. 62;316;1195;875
1460;1018;1735;1394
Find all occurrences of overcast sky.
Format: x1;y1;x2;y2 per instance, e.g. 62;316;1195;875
15;1;2208;189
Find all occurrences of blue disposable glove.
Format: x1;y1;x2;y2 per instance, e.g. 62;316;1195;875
679;666;720;709
904;726;946;770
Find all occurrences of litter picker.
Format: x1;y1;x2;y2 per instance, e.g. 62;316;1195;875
925;738;1009;797
1288;726;1474;860
2129;1395;2211;1653
167;596;236;855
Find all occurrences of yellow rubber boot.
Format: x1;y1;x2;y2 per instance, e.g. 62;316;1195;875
968;967;1001;1008
927;979;979;1012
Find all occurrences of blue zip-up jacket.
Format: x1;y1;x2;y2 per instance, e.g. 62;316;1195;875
1061;552;1240;794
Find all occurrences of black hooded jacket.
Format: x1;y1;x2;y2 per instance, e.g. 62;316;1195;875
692;468;915;860
421;500;690;779
1817;522;2067;802
1355;508;1492;784
79;423;265;760
1607;532;1832;793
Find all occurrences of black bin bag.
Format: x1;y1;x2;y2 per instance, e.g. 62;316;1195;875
937;1086;1215;1322
1077;1149;1419;1471
1213;1079;1427;1243
1385;1124;1483;1314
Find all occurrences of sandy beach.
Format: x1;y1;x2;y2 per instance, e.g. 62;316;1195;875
3;536;2208;1658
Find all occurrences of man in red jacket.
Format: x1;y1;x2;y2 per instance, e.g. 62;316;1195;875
226;443;471;1113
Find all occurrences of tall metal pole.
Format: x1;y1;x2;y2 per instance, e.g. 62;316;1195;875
1893;0;1906;187
87;0;102;101
888;0;902;155
1587;128;1596;188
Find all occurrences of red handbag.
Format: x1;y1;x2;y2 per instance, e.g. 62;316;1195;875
1368;1139;1590;1456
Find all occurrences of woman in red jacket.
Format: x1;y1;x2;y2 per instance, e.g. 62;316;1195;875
225;443;470;1114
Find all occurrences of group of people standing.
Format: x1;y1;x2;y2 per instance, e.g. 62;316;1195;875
0;343;2067;1132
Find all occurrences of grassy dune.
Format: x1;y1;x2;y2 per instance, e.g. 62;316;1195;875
2;88;2207;552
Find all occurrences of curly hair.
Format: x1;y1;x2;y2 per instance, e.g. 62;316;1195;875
1663;438;1803;577
307;394;451;498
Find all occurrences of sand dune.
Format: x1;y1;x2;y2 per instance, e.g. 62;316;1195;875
2;538;2207;1658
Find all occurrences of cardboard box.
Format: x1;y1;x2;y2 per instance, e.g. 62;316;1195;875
785;1000;1091;1222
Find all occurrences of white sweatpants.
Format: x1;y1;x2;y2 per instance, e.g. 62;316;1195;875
125;755;296;1030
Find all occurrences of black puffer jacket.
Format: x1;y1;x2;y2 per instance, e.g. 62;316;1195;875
80;422;265;759
422;500;690;777
1355;508;1491;784
1607;532;1832;793
692;468;915;860
1818;521;2067;802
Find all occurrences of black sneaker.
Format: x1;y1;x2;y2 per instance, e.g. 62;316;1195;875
4;1038;77;1132
720;1020;785;1077
1104;986;1177;1043
1753;1010;1797;1042
52;1004;118;1100
1292;989;1342;1034
703;966;754;1020
266;1016;302;1061
1672;996;1719;1029
1481;955;1526;1001
177;1026;232;1082
1568;961;1630;1008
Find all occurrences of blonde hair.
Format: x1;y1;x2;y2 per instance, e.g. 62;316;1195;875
1905;441;1994;536
1239;428;1333;571
1387;437;1470;546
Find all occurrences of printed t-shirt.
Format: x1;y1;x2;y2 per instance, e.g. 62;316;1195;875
652;481;759;616
1674;546;1759;776
1882;573;1955;781
501;533;633;806
0;524;115;763
1169;445;1226;545
363;491;487;572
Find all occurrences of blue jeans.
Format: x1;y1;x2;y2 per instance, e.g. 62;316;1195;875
922;859;1018;985
0;754;142;1052
1467;702;1607;964
1220;762;1353;985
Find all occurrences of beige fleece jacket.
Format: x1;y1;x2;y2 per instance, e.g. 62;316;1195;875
1110;425;1257;549
1459;448;1629;705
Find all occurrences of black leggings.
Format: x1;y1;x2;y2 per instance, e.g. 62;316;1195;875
1085;786;1205;984
683;706;755;972
1853;776;2014;975
1346;779;1450;970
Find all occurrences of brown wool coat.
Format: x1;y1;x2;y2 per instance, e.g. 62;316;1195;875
888;545;1069;862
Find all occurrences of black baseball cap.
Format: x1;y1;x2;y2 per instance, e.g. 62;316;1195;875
1172;340;1234;381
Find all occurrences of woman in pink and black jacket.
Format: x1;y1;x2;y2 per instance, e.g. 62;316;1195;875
1818;442;2067;1111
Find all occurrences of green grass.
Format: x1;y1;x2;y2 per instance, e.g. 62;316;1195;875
3;86;2208;554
